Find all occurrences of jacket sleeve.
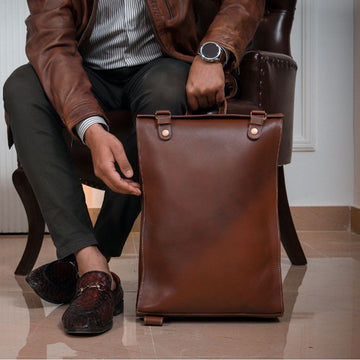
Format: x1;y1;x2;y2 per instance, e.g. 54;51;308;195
25;0;107;137
200;0;265;70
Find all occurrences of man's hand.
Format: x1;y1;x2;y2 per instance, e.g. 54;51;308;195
186;55;225;111
85;124;141;196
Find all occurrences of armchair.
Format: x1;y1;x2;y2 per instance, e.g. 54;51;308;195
10;0;306;275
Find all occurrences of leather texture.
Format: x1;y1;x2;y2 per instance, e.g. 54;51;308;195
25;259;78;304
62;271;124;335
135;110;284;320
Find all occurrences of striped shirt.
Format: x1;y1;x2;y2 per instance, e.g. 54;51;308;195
77;0;163;142
80;0;162;70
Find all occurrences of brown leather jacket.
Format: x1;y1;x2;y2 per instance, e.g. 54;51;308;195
25;0;265;135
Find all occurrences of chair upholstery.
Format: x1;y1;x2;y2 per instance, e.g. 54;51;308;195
10;0;307;275
231;0;298;165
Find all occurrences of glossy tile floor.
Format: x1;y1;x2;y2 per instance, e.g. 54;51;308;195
0;231;359;359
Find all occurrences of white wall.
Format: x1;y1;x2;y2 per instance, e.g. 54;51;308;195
286;0;355;206
0;1;29;232
0;0;356;232
354;0;360;208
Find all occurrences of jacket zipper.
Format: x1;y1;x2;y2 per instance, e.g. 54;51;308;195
164;0;174;18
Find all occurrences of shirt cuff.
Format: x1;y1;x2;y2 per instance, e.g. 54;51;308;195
75;116;109;144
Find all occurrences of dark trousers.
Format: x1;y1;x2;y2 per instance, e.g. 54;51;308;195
3;57;190;259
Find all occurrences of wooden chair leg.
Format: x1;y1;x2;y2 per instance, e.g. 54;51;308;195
278;166;307;265
12;167;45;275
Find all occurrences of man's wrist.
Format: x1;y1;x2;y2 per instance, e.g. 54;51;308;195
198;42;231;67
84;123;108;146
75;116;109;144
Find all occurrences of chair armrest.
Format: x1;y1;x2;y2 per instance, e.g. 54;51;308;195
228;50;297;165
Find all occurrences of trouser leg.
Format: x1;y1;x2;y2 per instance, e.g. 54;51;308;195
3;64;98;259
94;130;141;257
94;58;190;256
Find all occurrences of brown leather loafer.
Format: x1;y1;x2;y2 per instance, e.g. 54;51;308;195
26;259;78;304
62;271;124;335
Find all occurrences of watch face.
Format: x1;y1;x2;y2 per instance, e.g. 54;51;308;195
202;42;221;59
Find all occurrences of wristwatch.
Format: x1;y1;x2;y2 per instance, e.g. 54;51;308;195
198;42;228;67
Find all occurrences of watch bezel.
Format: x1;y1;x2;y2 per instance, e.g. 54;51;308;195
199;42;223;63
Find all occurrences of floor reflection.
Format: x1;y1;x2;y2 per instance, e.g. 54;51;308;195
0;232;359;358
15;264;307;359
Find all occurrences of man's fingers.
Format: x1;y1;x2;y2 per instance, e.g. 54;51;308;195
188;92;222;111
187;82;224;110
197;94;209;109
104;161;141;195
215;88;225;105
186;92;199;111
206;94;217;108
109;177;141;196
100;163;141;195
110;141;133;178
88;132;141;195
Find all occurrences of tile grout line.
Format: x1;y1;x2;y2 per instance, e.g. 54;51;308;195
149;325;158;358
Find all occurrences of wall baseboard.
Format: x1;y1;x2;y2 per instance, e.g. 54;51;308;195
290;206;350;232
88;206;360;234
351;206;360;234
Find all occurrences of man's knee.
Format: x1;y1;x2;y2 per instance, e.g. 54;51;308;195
4;64;33;103
150;82;187;109
136;58;190;114
3;64;44;112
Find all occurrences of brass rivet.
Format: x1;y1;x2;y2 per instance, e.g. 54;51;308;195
251;127;259;135
162;129;170;137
